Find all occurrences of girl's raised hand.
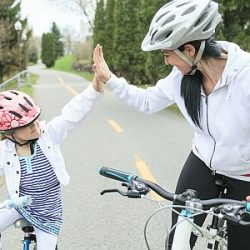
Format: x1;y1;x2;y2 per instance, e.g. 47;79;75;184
92;72;104;93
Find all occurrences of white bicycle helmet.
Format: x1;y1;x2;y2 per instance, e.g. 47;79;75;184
141;0;221;51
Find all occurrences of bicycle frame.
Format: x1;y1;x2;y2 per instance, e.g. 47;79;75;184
23;239;32;250
168;207;227;250
171;210;193;250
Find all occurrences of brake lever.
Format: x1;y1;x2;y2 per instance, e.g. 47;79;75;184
238;211;250;226
100;188;142;198
220;204;250;225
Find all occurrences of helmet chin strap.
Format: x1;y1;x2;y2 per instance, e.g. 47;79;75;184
173;40;206;75
10;134;38;147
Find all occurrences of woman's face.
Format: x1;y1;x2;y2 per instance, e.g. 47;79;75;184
162;48;193;74
13;119;41;142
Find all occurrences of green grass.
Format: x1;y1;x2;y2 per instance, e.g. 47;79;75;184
3;73;39;97
53;55;75;72
19;73;39;96
52;55;93;81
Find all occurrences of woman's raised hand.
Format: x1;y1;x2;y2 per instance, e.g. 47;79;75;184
93;44;111;83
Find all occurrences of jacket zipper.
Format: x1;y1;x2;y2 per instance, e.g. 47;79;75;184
205;96;217;175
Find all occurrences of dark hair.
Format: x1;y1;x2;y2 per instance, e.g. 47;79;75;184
0;133;7;141
0;130;14;141
179;39;222;128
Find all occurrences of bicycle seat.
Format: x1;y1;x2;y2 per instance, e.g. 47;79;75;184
14;218;32;229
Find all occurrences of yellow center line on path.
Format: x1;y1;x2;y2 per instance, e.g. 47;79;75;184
57;76;78;96
134;154;164;201
107;119;124;133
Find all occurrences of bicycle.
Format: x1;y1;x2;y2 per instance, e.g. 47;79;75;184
99;166;250;250
0;196;32;250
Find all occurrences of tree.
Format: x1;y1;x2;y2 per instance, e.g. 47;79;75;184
92;0;250;86
140;0;171;83
93;0;106;47
73;0;95;32
216;0;250;51
123;0;146;84
103;0;115;68
0;0;22;82
41;33;55;67
112;0;128;76
20;19;32;71
51;22;64;59
27;36;40;64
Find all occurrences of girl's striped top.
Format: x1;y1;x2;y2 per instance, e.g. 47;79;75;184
16;143;63;236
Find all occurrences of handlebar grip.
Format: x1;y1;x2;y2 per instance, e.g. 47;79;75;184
99;166;136;183
6;195;32;209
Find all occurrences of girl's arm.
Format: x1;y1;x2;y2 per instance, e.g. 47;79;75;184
45;81;103;144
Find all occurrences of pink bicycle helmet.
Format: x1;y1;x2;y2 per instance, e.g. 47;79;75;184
0;90;40;132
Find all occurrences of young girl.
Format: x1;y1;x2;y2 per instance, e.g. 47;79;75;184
0;77;103;249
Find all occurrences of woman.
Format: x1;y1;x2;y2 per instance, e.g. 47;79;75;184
0;77;103;250
93;0;250;249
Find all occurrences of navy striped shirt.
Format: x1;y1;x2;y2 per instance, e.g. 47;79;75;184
16;143;62;236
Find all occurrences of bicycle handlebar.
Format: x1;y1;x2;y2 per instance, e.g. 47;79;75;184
99;166;249;209
0;196;32;210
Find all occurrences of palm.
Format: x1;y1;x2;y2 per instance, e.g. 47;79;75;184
93;44;111;83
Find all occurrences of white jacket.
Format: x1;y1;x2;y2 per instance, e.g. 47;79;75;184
106;41;250;181
0;85;103;198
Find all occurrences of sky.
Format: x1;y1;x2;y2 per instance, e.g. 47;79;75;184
20;0;92;38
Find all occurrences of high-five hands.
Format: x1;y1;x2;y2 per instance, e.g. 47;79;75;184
92;44;111;83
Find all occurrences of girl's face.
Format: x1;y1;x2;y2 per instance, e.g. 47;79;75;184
162;49;193;74
13;120;41;142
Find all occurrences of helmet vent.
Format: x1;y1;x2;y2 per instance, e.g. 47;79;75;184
23;96;33;107
10;91;18;95
155;10;171;23
150;30;158;44
165;30;172;39
176;2;189;8
9;111;22;119
162;15;175;26
19;103;29;113
182;6;196;16
195;12;208;27
4;96;12;100
151;30;172;45
203;20;212;31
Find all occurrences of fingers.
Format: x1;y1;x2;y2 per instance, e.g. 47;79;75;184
93;44;99;63
93;45;98;63
93;44;111;83
94;44;104;64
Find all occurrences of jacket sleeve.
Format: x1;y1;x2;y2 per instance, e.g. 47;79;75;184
45;85;103;144
106;68;180;114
